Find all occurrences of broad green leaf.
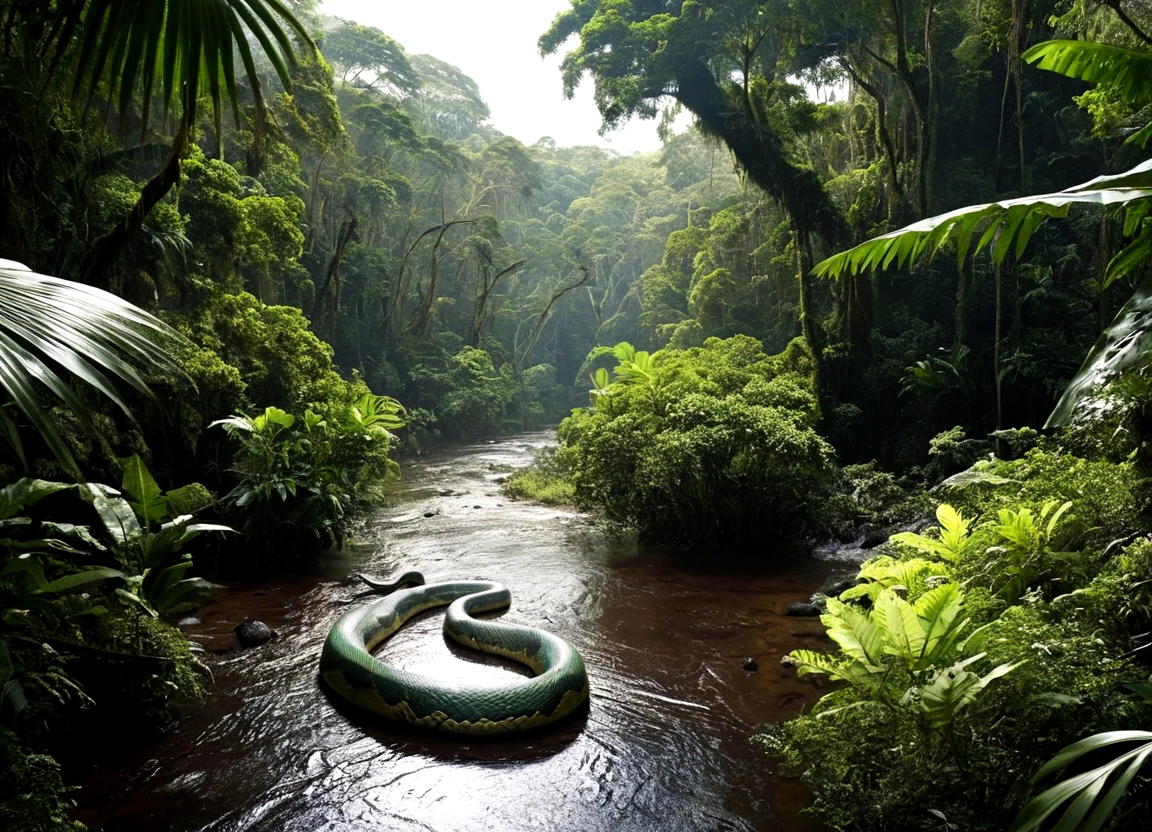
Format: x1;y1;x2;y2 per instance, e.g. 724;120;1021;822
823;597;884;667
913;583;965;663
120;454;170;526
36;567;125;594
84;486;142;551
1104;226;1152;289
152;577;213;613
815;160;1152;281
1022;40;1152;106
874;590;925;661
936;504;970;559
0;478;72;519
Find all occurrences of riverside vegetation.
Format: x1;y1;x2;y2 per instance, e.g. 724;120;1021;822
5;0;1152;830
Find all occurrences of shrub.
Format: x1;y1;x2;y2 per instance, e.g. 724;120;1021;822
557;337;837;550
214;393;405;562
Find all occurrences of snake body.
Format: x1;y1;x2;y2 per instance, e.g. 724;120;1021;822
319;571;590;735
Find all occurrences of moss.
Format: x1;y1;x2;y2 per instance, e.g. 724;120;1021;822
503;448;576;505
0;728;83;832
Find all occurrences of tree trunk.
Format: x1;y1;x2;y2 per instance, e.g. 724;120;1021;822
78;113;190;288
673;63;847;250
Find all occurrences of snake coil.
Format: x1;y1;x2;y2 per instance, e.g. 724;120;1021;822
319;571;590;735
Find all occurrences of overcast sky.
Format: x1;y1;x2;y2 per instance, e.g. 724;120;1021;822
319;0;666;154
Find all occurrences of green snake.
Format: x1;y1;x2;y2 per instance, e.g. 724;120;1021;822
319;571;590;735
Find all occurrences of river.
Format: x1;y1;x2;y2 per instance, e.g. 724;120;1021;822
72;431;859;831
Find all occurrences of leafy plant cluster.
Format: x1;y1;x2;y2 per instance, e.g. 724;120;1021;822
767;444;1152;830
0;459;220;828
213;393;404;559
553;335;837;550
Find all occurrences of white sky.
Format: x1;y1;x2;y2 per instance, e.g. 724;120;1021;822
319;0;666;154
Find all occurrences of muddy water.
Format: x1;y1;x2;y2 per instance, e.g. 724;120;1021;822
73;431;857;832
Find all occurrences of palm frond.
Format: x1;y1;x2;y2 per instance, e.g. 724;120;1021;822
1046;279;1152;426
1023;39;1152;148
50;0;312;135
0;261;182;478
1023;39;1152;105
814;160;1152;279
1011;731;1152;832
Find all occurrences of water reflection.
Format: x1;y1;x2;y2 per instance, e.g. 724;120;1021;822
74;432;847;831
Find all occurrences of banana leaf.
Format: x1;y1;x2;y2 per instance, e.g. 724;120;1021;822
1046;281;1152;427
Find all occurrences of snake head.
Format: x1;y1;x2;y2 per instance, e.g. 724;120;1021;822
354;570;427;594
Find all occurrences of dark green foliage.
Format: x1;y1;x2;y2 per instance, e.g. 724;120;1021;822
0;728;82;832
214;395;403;561
558;336;836;549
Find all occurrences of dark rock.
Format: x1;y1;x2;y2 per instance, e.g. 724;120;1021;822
473;505;482;509
780;656;799;669
423;510;438;518
861;527;890;549
234;620;273;647
742;657;759;672
786;602;822;617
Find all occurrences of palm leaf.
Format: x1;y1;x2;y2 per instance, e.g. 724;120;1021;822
1046;279;1152;426
1023;41;1152;133
49;0;312;136
1023;40;1152;150
814;160;1152;280
1011;731;1152;832
0;261;182;478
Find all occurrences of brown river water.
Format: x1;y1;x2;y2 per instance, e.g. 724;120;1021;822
71;431;861;832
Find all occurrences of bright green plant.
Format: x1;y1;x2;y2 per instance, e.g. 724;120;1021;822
838;556;949;604
214;395;405;557
82;455;228;616
890;503;973;562
609;342;668;415
789;584;1019;734
985;500;1076;604
1011;731;1152;832
588;366;619;414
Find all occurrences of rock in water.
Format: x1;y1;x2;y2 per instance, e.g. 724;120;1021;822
742;657;759;671
785;602;822;617
235;620;273;647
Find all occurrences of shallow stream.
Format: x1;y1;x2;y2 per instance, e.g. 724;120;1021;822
73;431;858;831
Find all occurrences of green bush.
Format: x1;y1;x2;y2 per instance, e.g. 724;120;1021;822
767;494;1152;830
0;729;82;832
941;446;1141;553
557;337;837;549
214;393;405;562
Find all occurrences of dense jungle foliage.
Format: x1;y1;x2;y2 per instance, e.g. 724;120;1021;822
4;0;1152;828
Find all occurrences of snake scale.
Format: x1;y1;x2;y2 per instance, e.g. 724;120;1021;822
319;571;590;735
